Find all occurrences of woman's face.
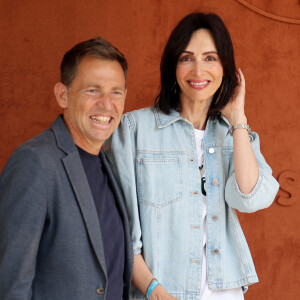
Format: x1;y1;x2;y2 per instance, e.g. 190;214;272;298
176;29;223;107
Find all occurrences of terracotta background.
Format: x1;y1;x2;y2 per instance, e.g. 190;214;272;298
0;0;299;299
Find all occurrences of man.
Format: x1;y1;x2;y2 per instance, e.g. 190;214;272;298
0;37;133;299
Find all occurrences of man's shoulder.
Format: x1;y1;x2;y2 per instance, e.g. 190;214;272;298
15;127;58;158
11;115;72;162
0;120;68;180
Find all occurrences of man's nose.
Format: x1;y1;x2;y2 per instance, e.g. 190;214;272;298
97;94;113;110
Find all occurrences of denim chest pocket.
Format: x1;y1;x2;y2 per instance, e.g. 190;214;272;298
222;147;234;176
222;147;234;157
136;156;183;208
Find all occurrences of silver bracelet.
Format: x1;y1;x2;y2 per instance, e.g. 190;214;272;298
229;124;251;135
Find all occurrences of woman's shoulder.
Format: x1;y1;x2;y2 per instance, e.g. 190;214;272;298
124;106;154;119
121;106;155;129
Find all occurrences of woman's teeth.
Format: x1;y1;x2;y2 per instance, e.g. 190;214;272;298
189;81;209;86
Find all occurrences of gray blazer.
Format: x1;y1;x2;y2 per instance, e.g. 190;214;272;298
0;116;133;300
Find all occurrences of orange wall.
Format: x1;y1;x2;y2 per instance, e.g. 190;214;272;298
0;0;299;298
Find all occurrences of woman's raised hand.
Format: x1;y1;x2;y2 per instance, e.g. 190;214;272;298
220;68;247;126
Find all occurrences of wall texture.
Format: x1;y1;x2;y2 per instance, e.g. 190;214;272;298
0;0;299;298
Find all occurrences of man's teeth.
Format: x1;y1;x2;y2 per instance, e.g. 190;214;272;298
90;116;110;124
189;81;209;86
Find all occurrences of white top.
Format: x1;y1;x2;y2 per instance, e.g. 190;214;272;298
194;128;207;247
194;128;244;300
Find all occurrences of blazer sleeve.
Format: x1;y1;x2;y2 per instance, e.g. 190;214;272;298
0;146;48;299
103;113;143;255
224;131;280;213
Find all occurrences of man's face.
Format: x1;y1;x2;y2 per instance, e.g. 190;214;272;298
57;56;126;154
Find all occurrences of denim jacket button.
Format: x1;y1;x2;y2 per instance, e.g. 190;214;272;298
212;215;218;221
209;148;215;154
213;249;220;254
212;179;219;186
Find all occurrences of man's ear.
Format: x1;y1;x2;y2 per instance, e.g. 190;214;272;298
54;82;68;108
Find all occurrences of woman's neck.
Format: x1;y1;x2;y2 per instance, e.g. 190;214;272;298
180;96;212;130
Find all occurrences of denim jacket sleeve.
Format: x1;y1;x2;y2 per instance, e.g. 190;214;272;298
224;131;279;213
104;113;142;255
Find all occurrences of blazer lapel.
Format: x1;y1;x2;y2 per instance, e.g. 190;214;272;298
62;152;107;277
51;116;107;277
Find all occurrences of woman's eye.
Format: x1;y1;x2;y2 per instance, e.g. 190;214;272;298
180;56;191;62
205;56;217;61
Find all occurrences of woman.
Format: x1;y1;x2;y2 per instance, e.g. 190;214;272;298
104;12;279;300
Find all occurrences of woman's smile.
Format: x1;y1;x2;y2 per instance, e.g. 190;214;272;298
176;29;223;106
187;79;211;89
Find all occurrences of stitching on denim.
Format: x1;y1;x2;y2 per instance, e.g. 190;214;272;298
137;150;195;156
154;108;182;128
140;196;182;208
124;112;136;130
235;168;264;199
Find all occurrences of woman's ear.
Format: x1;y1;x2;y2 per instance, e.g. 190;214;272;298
54;82;68;108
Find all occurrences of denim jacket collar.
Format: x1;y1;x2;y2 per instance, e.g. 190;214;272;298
154;108;182;128
154;107;231;130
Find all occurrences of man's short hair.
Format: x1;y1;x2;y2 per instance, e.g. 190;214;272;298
60;36;128;87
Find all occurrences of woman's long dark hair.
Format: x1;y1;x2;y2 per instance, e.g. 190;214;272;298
154;12;238;118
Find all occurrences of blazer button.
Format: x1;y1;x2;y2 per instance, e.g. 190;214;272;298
96;287;105;295
208;148;215;154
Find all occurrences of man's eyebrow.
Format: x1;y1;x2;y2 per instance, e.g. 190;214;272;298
112;86;126;91
84;84;101;89
83;85;125;91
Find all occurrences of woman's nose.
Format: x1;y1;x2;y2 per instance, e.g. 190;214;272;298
193;59;205;76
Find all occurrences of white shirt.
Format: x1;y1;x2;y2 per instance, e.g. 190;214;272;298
194;128;244;300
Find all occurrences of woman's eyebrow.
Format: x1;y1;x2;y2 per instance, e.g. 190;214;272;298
181;50;219;55
203;51;218;55
181;50;194;55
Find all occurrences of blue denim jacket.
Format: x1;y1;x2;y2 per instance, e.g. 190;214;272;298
104;107;279;299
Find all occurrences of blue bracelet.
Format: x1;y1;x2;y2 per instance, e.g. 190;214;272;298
146;280;160;300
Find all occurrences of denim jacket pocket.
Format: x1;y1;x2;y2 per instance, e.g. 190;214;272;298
137;156;182;208
222;147;234;157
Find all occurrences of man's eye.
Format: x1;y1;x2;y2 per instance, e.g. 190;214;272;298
86;89;100;96
112;91;122;96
